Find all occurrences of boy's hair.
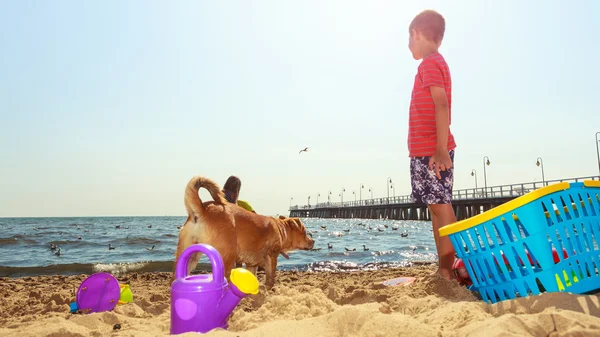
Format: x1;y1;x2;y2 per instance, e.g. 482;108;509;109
409;10;445;44
223;175;242;203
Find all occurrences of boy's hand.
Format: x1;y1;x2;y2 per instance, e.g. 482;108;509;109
429;151;453;180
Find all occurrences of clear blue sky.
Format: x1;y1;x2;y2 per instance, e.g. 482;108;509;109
1;0;599;217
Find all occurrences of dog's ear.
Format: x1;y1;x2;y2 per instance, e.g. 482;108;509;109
278;215;287;220
289;218;303;231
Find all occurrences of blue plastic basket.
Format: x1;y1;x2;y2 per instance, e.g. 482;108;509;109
439;180;600;304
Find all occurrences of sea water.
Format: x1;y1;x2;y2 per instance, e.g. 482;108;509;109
0;216;437;277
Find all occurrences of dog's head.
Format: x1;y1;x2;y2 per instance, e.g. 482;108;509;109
278;216;314;251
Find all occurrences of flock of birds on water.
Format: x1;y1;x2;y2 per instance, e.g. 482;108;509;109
306;221;420;253
45;224;158;258
36;220;423;258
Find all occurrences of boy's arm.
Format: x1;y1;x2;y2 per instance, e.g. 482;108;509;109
428;85;452;178
429;86;449;152
421;61;452;178
420;61;449;152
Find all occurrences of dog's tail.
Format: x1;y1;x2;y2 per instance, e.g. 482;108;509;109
184;176;227;219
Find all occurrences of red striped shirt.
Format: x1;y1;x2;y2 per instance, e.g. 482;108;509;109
408;52;456;157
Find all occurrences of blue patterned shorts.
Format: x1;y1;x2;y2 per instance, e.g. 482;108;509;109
410;150;455;205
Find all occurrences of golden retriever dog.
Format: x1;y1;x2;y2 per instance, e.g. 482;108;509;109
174;175;315;289
173;176;237;283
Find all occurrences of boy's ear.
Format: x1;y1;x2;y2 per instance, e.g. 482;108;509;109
410;29;420;41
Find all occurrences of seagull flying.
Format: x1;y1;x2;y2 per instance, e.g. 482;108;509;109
298;147;309;154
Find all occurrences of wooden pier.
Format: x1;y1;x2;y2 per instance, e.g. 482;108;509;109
289;176;599;221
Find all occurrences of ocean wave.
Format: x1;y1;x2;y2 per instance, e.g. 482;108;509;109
44;237;162;247
27;226;53;230
48;240;103;247
92;261;172;276
29;230;65;235
120;237;162;245
0;261;211;278
0;263;96;278
92;261;211;276
371;250;396;256
0;259;432;278
301;260;410;272
0;235;37;245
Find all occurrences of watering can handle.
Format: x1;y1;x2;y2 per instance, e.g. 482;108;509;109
174;244;224;282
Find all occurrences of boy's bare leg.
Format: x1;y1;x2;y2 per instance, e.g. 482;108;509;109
428;203;457;280
427;206;440;275
429;206;440;249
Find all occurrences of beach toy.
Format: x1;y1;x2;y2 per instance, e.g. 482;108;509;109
455;247;569;286
380;276;416;287
69;273;134;313
439;180;600;304
170;243;259;335
71;272;121;314
496;247;567;267
452;258;472;286
118;284;134;304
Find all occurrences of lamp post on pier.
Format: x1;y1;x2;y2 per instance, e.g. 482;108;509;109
328;190;332;203
471;169;478;189
352;190;357;202
317;193;320;205
307;196;311;207
386;177;393;199
536;157;545;187
340;188;345;203
596;132;600;177
483;156;491;198
390;184;396;198
289;197;293;209
369;187;373;199
359;183;364;201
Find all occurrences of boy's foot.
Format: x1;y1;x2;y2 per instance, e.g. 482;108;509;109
438;268;454;281
428;267;453;280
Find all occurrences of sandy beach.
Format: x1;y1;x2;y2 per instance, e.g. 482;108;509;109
1;265;600;337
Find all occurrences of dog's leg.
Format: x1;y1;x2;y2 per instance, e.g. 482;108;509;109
264;254;279;290
187;252;202;275
221;250;236;282
173;225;200;282
207;241;237;282
245;265;258;275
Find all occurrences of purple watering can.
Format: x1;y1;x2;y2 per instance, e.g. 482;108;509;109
170;243;259;335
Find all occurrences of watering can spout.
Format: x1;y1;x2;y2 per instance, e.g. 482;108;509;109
216;268;259;324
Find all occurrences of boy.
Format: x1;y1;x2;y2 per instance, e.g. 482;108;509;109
222;175;257;213
407;10;458;281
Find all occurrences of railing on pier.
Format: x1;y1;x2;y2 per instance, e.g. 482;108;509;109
289;175;599;210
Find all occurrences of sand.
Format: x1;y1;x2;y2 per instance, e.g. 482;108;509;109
1;266;600;337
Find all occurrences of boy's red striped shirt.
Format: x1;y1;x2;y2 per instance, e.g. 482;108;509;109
408;52;456;157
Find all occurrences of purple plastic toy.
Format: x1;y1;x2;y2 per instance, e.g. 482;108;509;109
170;243;259;335
75;272;121;314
